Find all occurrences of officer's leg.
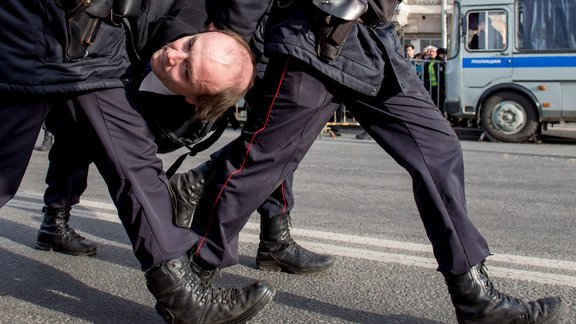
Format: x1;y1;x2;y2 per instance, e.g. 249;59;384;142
192;56;342;269
348;78;488;275
72;88;275;323
36;104;97;256
169;136;335;273
256;173;336;274
70;89;196;269
348;76;567;323
256;174;295;219
0;96;50;207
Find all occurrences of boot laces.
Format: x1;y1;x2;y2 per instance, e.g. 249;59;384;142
482;265;524;306
184;259;237;304
280;215;307;255
186;273;239;305
59;224;86;242
193;264;220;284
284;214;293;229
284;241;303;255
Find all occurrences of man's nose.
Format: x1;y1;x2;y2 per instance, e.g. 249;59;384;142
165;49;189;66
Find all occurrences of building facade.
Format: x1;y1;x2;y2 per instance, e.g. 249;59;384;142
395;0;455;54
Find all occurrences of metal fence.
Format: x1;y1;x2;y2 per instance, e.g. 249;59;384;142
413;59;446;113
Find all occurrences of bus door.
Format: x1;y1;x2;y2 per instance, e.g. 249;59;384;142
462;9;512;88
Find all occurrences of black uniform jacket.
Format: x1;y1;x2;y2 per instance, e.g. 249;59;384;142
0;0;130;95
211;0;416;96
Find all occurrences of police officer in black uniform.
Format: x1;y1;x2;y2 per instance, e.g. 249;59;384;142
36;0;336;275
182;0;568;323
0;0;276;323
169;11;337;274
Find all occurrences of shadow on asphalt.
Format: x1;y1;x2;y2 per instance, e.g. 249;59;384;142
0;247;158;323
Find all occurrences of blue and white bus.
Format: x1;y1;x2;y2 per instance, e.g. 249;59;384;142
444;0;576;142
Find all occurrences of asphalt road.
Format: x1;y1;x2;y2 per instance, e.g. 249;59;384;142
1;128;575;323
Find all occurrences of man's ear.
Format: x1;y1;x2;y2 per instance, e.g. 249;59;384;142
185;97;196;105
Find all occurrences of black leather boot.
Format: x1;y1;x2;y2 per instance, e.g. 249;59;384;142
190;255;218;284
355;130;371;140
34;130;54;151
36;207;97;256
169;161;215;228
256;213;336;274
145;253;276;324
445;263;569;324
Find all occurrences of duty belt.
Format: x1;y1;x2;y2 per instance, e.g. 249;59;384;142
56;0;142;60
312;0;369;61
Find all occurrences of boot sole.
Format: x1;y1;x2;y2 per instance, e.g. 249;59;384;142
456;296;570;324
219;286;276;324
543;297;569;324
35;242;97;257
154;286;276;324
257;259;336;275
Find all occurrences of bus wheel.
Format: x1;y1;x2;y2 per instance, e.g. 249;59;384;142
480;92;539;143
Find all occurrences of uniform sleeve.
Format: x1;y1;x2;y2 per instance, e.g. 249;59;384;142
136;0;208;62
208;0;274;42
150;0;208;46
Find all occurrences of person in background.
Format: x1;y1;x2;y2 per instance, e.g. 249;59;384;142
413;52;424;79
434;47;447;114
423;45;439;106
423;45;437;60
470;16;504;50
405;43;415;59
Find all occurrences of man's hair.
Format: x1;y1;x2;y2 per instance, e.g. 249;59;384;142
193;29;256;122
405;44;415;50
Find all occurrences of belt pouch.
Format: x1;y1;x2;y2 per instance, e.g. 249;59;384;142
111;0;143;25
61;0;113;60
315;15;355;61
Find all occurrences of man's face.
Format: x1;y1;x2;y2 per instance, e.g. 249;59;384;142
478;21;486;32
405;46;414;59
150;32;246;104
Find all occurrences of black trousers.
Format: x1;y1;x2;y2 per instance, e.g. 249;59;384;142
0;96;51;207
43;113;296;235
192;56;490;275
2;89;196;271
208;138;296;220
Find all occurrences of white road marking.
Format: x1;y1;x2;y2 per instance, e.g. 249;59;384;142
7;193;576;288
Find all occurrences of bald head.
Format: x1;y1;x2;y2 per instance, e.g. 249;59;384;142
150;30;255;121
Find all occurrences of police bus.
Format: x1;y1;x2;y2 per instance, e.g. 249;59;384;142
444;0;576;142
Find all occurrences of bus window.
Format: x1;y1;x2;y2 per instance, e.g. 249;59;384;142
467;11;506;51
518;0;576;50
